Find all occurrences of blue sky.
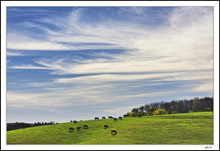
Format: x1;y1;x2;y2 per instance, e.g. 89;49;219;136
7;7;214;123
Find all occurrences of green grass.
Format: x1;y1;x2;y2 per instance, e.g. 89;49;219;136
7;112;213;144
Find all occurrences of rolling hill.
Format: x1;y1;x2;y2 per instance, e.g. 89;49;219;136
7;112;213;144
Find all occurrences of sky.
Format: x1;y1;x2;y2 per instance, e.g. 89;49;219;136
6;7;214;123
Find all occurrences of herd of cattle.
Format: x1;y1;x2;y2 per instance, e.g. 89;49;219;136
68;116;127;135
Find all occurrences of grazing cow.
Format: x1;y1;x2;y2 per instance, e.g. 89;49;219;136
102;117;106;119
73;121;77;124
119;117;122;120
111;130;117;135
123;115;128;118
104;125;109;129
69;127;74;132
77;127;81;131
138;114;142;118
113;118;117;121
108;116;113;119
95;117;99;120
83;125;88;129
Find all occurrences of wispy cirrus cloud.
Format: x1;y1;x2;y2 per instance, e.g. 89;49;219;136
101;105;141;115
9;64;52;70
6;7;214;122
7;51;24;56
8;7;213;72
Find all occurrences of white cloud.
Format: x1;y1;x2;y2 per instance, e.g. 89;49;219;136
54;73;175;83
54;70;212;84
7;7;214;112
6;83;190;111
7;51;24;56
120;7;144;15
7;33;72;51
102;105;139;114
9;65;52;70
169;7;213;29
7;90;93;110
193;82;214;93
8;6;212;79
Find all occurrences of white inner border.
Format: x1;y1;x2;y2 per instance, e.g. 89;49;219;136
1;1;219;150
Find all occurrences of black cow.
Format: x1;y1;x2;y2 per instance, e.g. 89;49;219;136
83;125;88;129
73;120;77;124
111;130;117;135
95;117;99;120
108;116;113;119
113;118;117;121
77;127;81;131
102;117;106;119
104;125;109;129
119;117;122;120
70;120;72;122
69;127;74;132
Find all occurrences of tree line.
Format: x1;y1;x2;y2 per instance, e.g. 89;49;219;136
124;97;213;117
7;121;56;131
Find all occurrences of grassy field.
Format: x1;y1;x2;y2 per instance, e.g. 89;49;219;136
7;112;213;144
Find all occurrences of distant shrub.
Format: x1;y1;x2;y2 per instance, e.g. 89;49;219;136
205;108;211;111
147;108;157;116
154;109;167;115
167;110;173;114
147;112;154;116
126;112;134;117
171;111;178;114
137;112;145;116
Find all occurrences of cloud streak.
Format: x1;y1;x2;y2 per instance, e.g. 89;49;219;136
6;7;214;121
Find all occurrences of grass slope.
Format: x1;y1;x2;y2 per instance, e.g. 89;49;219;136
7;112;213;144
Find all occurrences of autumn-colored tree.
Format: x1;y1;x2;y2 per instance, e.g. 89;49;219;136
154;109;167;115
